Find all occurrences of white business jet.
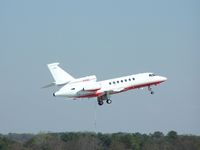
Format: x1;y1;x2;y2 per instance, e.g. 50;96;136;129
45;63;167;106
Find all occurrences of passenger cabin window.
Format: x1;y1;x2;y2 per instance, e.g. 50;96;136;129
121;80;123;83
109;82;111;85
129;78;131;81
132;78;135;80
125;79;127;82
113;81;116;84
117;81;119;83
71;88;75;90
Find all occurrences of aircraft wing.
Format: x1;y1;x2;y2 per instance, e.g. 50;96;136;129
112;87;125;92
104;87;125;94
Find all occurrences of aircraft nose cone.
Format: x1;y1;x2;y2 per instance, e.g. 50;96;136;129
162;77;167;81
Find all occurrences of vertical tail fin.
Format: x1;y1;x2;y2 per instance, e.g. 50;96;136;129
47;63;74;85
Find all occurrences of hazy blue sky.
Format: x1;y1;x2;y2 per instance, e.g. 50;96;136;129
0;0;199;135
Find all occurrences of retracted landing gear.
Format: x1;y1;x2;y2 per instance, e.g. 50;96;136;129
148;86;154;95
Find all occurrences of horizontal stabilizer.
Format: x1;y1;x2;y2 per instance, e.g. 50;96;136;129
41;82;55;88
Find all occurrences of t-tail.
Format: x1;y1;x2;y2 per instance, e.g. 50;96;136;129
43;62;74;88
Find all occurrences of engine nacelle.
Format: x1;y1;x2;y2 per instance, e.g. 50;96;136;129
83;82;101;91
70;75;97;84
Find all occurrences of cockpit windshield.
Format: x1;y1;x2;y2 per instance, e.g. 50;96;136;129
149;73;156;77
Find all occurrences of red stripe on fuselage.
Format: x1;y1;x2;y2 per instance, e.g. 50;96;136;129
77;92;103;98
75;81;163;99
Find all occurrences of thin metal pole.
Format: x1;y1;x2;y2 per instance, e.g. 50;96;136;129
93;100;97;150
94;100;97;133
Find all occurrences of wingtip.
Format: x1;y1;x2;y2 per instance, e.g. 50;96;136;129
47;62;60;67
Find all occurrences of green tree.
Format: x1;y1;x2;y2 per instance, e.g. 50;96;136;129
167;131;178;140
152;131;164;139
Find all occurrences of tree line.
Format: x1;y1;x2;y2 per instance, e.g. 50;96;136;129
0;131;200;150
